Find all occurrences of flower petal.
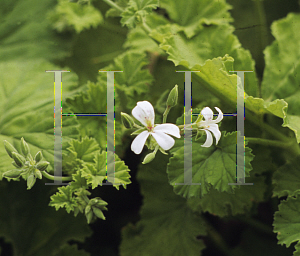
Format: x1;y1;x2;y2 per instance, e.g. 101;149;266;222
131;131;150;154
201;129;213;147
153;124;180;138
207;124;221;144
210;107;223;124
151;131;175;150
201;107;213;121
132;101;154;127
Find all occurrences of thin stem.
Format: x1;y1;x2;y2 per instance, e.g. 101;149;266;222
153;145;159;154
133;124;143;129
142;18;152;34
163;106;171;123
102;0;124;13
42;171;72;181
246;137;292;148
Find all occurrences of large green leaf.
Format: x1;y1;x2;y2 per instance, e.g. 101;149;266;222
261;13;300;142
159;23;258;97
160;0;233;38
0;180;92;256
273;195;300;255
0;0;71;61
167;132;254;198
272;155;300;198
120;154;206;256
187;144;267;216
0;60;80;177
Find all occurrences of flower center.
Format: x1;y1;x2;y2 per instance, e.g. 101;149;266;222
145;119;154;132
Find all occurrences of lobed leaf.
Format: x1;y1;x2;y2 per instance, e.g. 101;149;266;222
167;132;254;198
261;13;300;142
272;155;300;198
50;186;77;213
121;0;159;28
273;195;300;253
160;0;233;38
80;151;131;189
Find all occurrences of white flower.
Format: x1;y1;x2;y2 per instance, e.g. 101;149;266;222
131;101;180;154
197;107;223;147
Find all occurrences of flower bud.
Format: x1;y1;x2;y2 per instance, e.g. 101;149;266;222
3;169;22;179
4;140;18;158
12;152;26;167
27;174;36;190
36;161;49;171
166;84;178;107
85;204;92;215
86;210;93;224
121;112;135;129
93;207;106;220
12;161;20;168
34;151;43;163
35;169;43;179
21;137;30;156
142;152;156;164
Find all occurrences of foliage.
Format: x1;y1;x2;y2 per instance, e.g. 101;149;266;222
1;0;300;255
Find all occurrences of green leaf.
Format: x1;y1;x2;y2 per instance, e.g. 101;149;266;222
0;180;92;256
0;59;80;178
261;13;300;143
50;186;77;213
105;0;129;18
70;170;89;190
80;151;131;189
51;244;90;256
158;23;258;99
120;154;206;256
245;97;288;119
121;0;159;28
167;132;254;198
2;169;23;179
0;0;72;61
99;51;154;111
273;195;300;252
66;136;100;163
48;0;103;33
65;81;123;150
187;145;267;216
123;13;168;53
272;155;300;198
160;0;233;38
